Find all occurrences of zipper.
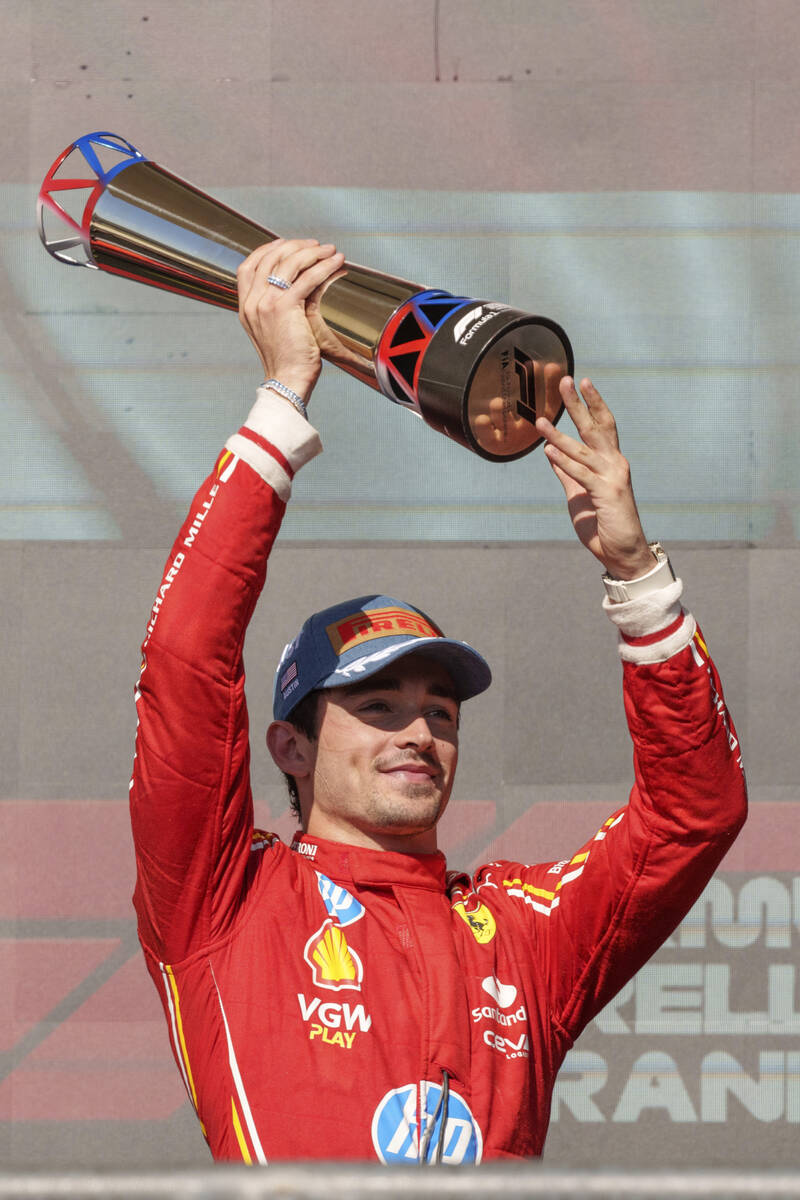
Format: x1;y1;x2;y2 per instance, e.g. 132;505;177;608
418;1069;451;1164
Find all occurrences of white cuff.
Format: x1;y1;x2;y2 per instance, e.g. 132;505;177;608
602;577;684;638
222;389;323;504
248;386;323;472
602;578;697;664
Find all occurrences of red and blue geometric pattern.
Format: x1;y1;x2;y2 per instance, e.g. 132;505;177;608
375;289;476;409
36;132;147;267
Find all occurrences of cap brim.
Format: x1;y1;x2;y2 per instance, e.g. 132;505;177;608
318;635;492;701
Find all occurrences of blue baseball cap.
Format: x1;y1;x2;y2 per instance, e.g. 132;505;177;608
273;594;492;721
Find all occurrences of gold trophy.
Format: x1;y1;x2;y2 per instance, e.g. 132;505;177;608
38;132;572;461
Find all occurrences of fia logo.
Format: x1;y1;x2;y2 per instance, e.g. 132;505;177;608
371;1083;483;1164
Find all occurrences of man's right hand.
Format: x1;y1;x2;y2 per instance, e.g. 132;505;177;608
535;377;654;580
237;239;345;404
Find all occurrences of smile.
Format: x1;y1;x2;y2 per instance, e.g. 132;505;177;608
380;763;438;781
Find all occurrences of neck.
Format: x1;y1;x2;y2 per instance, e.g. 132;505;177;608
303;809;439;854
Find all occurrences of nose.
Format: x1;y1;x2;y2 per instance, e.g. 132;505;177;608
396;712;434;750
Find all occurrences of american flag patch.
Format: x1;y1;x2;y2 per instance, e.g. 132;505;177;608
280;661;298;696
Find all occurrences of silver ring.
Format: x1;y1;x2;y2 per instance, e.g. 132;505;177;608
267;274;291;290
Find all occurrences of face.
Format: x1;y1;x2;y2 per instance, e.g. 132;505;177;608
303;654;460;853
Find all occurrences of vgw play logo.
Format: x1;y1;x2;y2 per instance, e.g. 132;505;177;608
371;1083;483;1164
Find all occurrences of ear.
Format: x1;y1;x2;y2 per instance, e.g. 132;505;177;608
266;720;314;778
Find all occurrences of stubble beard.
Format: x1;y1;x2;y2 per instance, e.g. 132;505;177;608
363;770;446;835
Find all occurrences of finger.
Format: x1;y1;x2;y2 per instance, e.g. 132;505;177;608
242;238;320;303
558;375;596;439
542;439;596;492
247;244;337;312
291;250;346;302
307;259;348;309
238;240;294;325
237;239;284;294
237;240;284;324
474;395;507;444
263;238;326;282
543;362;564;420
238;243;325;332
545;452;584;502
266;242;339;292
579;377;618;439
473;412;502;445
535;412;593;467
262;238;326;276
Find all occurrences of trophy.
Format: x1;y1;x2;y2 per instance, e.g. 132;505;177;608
37;131;573;462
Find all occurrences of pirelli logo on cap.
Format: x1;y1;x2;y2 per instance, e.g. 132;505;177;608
326;607;442;655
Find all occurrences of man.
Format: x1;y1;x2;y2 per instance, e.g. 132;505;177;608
130;239;746;1164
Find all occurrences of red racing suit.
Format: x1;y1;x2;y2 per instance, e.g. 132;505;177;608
130;388;747;1164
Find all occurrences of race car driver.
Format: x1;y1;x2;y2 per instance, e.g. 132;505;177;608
129;238;747;1163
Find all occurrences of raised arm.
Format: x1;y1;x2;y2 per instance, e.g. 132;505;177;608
486;380;749;1037
130;241;342;963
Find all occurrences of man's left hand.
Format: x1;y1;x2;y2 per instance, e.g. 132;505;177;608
535;377;655;581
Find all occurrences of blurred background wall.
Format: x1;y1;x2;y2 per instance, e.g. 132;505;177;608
1;0;798;1170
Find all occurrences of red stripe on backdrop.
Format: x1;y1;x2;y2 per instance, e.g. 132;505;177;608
485;801;798;873
0;956;185;1121
0;801;136;919
0;1065;183;1121
0;799;500;919
0;799;795;926
0;797;794;1120
0;953;185;1120
247;799;498;863
0;939;119;1052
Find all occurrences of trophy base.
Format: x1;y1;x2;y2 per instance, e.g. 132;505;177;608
376;293;573;462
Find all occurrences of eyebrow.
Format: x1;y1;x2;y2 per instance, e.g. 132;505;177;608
341;676;459;703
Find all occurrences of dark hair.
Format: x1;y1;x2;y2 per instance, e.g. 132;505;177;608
283;689;322;822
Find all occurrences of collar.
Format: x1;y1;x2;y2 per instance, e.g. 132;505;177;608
290;830;448;891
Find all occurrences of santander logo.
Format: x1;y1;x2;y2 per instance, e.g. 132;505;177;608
477;975;529;1059
481;975;517;1009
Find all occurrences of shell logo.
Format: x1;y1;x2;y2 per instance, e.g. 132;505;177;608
304;918;364;992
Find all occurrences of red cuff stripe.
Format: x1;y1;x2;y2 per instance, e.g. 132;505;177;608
620;610;685;647
237;426;294;479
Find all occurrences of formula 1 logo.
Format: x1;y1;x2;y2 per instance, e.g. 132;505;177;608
452;302;503;347
453;305;484;343
371;1083;483;1164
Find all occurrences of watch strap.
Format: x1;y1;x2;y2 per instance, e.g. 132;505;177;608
602;542;675;603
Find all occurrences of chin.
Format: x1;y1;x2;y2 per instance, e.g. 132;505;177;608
377;801;444;835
